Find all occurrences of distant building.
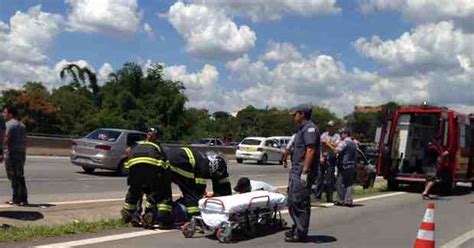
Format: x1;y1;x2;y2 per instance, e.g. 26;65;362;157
354;105;382;113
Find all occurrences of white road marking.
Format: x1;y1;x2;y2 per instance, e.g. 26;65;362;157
36;191;408;247
440;229;474;248
35;229;174;248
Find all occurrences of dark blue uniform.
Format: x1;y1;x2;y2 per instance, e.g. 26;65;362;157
288;120;320;239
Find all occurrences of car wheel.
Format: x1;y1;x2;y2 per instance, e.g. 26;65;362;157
116;160;129;176
236;158;243;164
258;154;268;165
82;167;95;174
387;179;399;191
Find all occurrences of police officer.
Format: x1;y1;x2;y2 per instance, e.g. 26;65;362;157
166;147;232;217
324;128;357;207
121;128;173;229
285;104;320;243
314;121;340;202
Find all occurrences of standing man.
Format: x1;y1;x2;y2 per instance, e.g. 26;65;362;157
285;104;320;243
2;105;28;206
324;128;357;207
0;109;5;164
121;127;173;229
314;121;340;202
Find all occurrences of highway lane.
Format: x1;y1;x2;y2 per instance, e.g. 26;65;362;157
0;156;290;203
21;190;474;248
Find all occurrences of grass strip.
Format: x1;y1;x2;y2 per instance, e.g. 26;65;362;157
0;219;126;243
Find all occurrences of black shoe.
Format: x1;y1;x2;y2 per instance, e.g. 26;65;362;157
285;230;294;238
130;215;142;227
121;209;133;223
142;212;155;228
334;201;345;206
345;203;354;208
285;235;307;243
285;225;296;238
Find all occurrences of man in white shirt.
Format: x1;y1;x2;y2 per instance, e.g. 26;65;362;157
314;121;340;202
233;177;277;193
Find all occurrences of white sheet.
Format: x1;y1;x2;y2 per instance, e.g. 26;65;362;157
198;191;287;228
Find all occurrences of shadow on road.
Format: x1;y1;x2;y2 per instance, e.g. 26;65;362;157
0;211;44;221
306;235;338;244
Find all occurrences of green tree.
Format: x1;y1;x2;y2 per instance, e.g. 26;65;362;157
60;63;100;106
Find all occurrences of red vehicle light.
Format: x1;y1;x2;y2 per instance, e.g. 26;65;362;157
95;145;111;151
257;147;263;152
71;141;78;146
237;145;240;150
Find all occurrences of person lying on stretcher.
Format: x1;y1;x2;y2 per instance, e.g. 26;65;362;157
233;177;279;193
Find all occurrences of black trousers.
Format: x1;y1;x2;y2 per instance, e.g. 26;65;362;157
123;164;173;224
5;152;28;203
172;175;203;216
288;172;312;238
314;156;336;201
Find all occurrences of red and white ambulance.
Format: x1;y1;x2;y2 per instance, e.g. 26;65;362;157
376;105;473;193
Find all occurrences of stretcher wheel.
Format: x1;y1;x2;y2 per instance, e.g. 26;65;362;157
182;222;195;238
216;224;232;243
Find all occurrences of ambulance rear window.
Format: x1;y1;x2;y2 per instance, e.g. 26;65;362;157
241;139;262;145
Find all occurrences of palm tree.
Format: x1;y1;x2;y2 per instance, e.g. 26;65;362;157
60;63;101;106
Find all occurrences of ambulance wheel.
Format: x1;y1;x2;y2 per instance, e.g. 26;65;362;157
216;225;232;243
237;158;243;164
182;222;195;238
387;179;399;191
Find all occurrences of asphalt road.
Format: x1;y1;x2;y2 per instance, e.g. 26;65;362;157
0;156;290;203
19;189;473;248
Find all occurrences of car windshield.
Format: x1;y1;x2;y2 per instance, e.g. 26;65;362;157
241;139;262;145
86;129;121;142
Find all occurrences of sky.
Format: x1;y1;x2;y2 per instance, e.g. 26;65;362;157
0;0;473;116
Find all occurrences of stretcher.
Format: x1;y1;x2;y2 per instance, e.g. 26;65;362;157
181;191;287;243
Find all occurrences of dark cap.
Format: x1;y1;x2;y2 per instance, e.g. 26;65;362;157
234;177;251;193
290;104;312;115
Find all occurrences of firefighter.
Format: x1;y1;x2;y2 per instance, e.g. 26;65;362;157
165;147;232;217
121;128;173;229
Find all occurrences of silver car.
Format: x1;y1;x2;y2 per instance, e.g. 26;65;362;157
70;128;147;175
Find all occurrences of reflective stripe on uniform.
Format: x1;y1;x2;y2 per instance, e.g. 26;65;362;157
170;165;194;179
145;201;153;209
125;157;169;169
157;204;172;212
182;147;196;168
137;141;162;153
218;177;230;184
195;178;207;185
123;202;136;211
186;206;200;214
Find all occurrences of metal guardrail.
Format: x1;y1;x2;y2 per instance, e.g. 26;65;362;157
26;136;237;155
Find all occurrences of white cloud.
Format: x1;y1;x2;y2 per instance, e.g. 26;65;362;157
261;41;302;62
66;0;142;34
143;23;154;38
98;63;114;83
354;21;474;74
0;5;63;89
168;2;256;60
163;64;223;109
193;0;341;22
359;0;474;31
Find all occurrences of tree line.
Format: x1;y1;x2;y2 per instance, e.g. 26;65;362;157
0;62;399;143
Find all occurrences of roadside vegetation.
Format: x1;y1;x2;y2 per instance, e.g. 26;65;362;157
0;62;400;143
0;219;125;243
